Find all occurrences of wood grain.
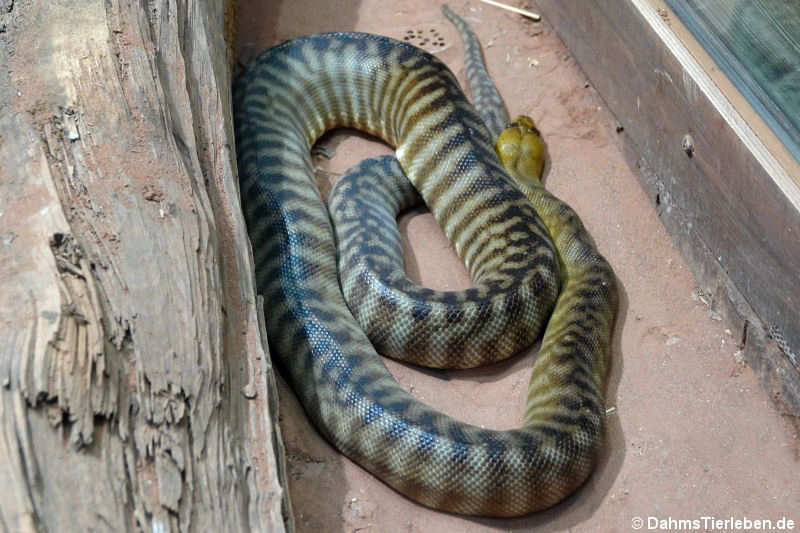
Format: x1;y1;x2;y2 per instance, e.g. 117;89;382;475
0;0;290;531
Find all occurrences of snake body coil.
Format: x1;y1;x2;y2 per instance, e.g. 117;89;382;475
234;18;616;517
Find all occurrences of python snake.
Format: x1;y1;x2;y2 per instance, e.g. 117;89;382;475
233;5;617;517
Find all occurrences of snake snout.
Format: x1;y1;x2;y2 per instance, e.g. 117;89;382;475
496;115;546;186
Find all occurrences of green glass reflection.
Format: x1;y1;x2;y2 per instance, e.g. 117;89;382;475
665;0;800;161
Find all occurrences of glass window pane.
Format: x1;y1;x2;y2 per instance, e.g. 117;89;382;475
665;0;800;162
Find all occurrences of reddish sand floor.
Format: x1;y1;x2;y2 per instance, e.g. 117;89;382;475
236;1;799;531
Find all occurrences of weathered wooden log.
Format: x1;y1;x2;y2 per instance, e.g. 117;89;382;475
0;0;290;530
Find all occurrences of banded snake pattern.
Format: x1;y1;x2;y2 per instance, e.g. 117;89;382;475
233;5;617;517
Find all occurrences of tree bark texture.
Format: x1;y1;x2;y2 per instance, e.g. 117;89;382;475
0;0;290;531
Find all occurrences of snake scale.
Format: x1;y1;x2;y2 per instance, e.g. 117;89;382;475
233;5;617;517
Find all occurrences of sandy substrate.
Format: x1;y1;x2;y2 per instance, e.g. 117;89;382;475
236;1;799;531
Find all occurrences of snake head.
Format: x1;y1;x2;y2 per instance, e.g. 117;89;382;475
495;115;546;187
